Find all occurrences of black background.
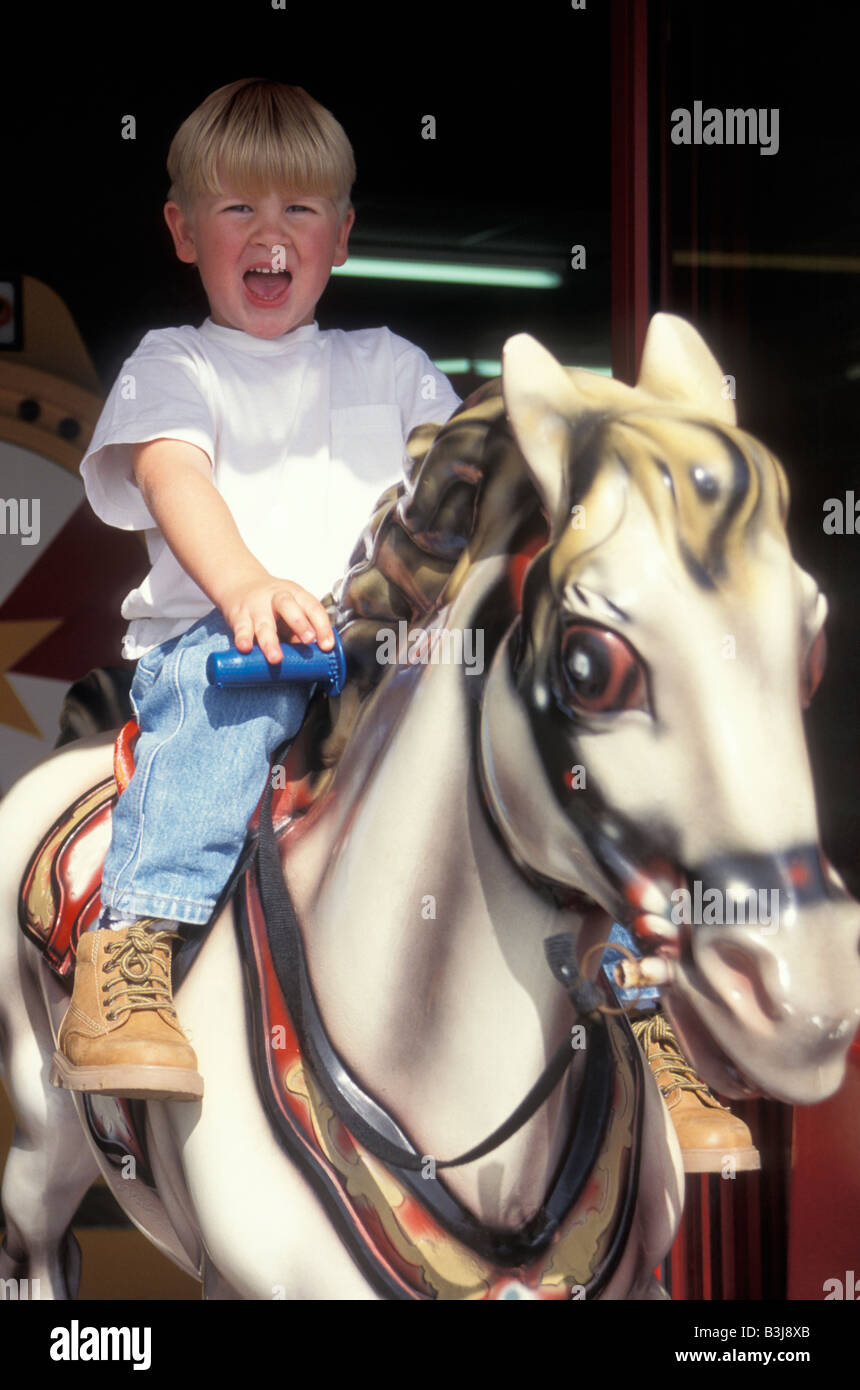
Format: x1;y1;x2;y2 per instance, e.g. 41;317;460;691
1;0;857;882
0;0;857;1328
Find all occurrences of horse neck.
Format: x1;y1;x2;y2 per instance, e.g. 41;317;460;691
285;555;583;1092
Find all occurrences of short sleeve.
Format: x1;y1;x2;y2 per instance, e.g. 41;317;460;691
80;331;217;531
390;335;462;437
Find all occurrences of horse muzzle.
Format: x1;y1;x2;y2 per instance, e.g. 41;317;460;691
668;877;860;1104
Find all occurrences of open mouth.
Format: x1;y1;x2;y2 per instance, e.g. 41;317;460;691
243;268;293;306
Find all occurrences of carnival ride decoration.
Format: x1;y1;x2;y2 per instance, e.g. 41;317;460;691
0;313;858;1299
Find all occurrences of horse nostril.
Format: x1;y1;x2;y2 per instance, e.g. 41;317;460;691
699;938;787;1025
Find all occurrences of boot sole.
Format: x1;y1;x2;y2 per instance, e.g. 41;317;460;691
50;1050;203;1102
682;1145;760;1173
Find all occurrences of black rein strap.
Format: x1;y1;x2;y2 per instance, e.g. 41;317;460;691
255;754;608;1173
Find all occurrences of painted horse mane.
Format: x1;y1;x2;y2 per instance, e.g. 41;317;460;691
304;314;793;800
311;377;536;785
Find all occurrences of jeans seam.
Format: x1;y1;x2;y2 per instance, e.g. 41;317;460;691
108;888;218;909
101;612;312;925
109;646;187;898
104;887;218;923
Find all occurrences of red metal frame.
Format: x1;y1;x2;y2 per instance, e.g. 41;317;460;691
788;1037;860;1299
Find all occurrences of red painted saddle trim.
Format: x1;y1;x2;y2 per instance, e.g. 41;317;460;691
18;718;314;982
114;718;138;793
18;778;115;979
238;863;635;1299
18;722;140;979
240;868;436;1298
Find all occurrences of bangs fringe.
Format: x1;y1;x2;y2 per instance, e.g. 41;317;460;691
168;79;356;212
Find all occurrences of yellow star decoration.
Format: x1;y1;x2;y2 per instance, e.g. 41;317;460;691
0;620;63;737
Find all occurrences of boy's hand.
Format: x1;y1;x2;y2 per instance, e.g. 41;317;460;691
221;578;335;664
129;442;335;664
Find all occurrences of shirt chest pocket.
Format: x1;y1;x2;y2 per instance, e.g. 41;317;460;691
330;404;404;484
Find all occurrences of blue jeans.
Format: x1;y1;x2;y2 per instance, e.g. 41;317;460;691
100;610;312;926
603;923;658;1010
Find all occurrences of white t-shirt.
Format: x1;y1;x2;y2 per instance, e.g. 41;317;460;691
81;317;461;659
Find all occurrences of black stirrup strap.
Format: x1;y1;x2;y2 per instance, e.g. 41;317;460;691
255;753;613;1175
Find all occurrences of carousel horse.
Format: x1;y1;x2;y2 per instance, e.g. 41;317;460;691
1;314;858;1300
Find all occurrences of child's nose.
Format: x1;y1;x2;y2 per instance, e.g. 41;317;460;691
253;221;291;245
252;209;293;242
251;233;292;268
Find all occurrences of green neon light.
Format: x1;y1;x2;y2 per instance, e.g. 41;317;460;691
434;358;613;378
434;359;472;374
332;257;562;288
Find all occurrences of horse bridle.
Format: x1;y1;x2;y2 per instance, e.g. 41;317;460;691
255;751;637;1175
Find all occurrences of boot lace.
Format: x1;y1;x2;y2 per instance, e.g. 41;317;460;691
101;921;180;1022
632;1013;725;1108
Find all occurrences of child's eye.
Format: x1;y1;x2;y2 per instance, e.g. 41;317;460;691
222;202;313;214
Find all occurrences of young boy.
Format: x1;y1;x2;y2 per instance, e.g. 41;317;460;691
51;78;461;1102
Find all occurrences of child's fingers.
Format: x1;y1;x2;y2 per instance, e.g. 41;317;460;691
253;616;286;665
273;590;333;649
231;619;255;654
224;583;333;663
268;592;316;649
287;591;334;649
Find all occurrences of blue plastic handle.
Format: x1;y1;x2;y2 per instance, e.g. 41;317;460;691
206;628;346;696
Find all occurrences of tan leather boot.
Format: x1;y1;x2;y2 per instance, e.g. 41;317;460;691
50;920;203;1101
633;1013;759;1172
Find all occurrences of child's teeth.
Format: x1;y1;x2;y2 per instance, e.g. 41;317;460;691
244;267;290;300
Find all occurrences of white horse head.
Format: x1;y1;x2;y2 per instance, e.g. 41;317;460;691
479;313;860;1105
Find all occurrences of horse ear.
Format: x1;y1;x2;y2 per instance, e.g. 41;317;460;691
637;313;737;425
502;334;578;524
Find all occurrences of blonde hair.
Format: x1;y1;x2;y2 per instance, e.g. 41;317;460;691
166;78;356;219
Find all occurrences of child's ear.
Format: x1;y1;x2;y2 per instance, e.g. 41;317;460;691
164;202;197;265
332;206;355;267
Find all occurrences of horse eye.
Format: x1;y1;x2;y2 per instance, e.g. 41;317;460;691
801;626;827;708
560;625;649;714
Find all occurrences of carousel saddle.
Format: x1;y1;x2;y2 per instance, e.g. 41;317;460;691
17;718;314;981
17;720;643;1300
